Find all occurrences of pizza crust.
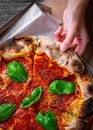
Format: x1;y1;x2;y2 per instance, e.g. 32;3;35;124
0;36;36;60
85;115;93;130
37;36;85;74
65;118;86;130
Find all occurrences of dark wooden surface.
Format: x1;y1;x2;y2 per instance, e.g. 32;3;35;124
0;0;32;28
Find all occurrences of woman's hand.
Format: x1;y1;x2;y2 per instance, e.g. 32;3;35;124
55;0;89;56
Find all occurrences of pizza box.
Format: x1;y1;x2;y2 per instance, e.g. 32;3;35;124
0;2;61;44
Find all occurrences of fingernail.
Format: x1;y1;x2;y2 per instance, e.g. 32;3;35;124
57;26;62;32
61;44;69;52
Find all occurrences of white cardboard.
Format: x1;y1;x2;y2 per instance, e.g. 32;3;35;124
0;3;61;44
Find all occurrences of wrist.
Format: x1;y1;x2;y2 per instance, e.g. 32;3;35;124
66;0;89;15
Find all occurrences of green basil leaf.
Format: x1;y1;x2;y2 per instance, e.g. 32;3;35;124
48;79;76;95
7;61;27;82
0;103;15;122
20;86;42;108
36;110;57;130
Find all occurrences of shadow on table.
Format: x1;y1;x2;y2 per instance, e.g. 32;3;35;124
84;0;93;66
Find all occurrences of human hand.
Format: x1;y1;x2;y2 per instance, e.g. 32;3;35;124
55;0;89;56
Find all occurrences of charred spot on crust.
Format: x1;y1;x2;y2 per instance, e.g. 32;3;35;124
14;37;24;40
15;45;24;53
65;60;69;65
65;119;86;130
79;98;93;119
38;41;41;48
71;60;84;73
85;115;93;130
82;68;88;76
1;37;32;53
0;39;14;51
14;37;33;44
8;38;14;46
24;38;32;43
88;84;93;95
66;49;74;58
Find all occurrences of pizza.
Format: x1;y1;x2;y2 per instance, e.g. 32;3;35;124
0;36;93;130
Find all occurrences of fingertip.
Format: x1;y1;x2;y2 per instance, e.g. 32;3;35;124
54;32;61;42
60;43;69;52
64;27;77;46
75;46;84;56
54;30;59;36
54;31;58;38
55;26;62;35
54;32;60;41
57;26;63;32
75;40;88;56
62;39;72;48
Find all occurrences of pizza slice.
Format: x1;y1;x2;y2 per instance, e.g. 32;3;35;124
0;36;36;60
32;36;93;130
0;36;40;130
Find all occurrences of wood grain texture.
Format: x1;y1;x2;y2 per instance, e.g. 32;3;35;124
0;0;32;3
0;1;31;28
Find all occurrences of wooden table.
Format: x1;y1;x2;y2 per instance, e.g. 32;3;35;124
0;0;32;28
0;0;93;66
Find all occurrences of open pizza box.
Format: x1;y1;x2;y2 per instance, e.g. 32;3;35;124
0;2;61;44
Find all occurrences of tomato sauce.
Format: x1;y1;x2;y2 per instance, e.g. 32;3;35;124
15;57;33;73
33;53;69;86
0;59;6;73
0;53;81;130
32;53;81;130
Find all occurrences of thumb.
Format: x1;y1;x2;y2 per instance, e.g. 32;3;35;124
61;27;77;52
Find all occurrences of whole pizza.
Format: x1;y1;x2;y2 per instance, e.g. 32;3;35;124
0;36;93;130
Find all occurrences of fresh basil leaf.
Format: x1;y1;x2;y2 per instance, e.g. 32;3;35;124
0;103;15;122
49;79;76;95
20;97;31;108
36;110;57;130
7;61;27;82
20;86;42;108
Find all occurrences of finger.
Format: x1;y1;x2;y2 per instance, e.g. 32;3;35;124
75;35;89;55
70;43;77;49
75;26;89;55
55;26;63;41
75;44;86;56
70;36;80;49
55;26;66;42
55;26;63;37
75;38;89;56
61;27;77;52
55;34;64;42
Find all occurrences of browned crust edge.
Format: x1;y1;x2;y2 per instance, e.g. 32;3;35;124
0;36;36;61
